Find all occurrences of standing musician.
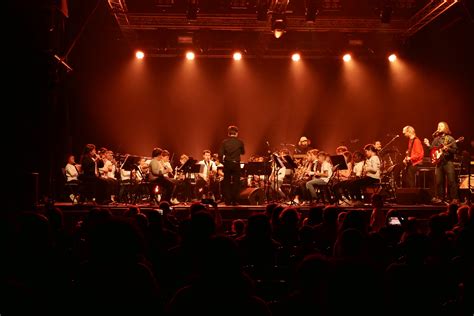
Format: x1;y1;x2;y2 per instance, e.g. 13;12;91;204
219;125;245;205
401;126;424;188
424;121;459;204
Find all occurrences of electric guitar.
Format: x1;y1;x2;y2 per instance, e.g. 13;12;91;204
430;136;464;165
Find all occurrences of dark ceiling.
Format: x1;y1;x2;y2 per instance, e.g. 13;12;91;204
106;0;464;58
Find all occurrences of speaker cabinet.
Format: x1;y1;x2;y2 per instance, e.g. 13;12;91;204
396;188;431;205
239;187;265;205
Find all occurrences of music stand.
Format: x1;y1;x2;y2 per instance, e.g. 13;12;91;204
329;155;348;171
283;155;298;169
121;155;143;171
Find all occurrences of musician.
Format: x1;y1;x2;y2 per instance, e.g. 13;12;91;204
219;125;245;205
196;149;218;199
306;151;333;202
423;121;459;203
336;146;348;155
78;144;107;203
269;150;289;200
374;141;382;153
65;154;80;182
348;144;381;203
161;150;174;178
101;150;119;203
295;136;313;154
149;147;174;203
292;149;318;204
171;154;193;203
332;151;354;203
401;126;424;188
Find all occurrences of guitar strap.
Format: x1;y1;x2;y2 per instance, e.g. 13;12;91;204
408;137;417;159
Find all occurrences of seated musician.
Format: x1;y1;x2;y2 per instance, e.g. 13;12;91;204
196;149;218;199
149;147;174;203
269;150;290;200
292;149;318;204
65;154;81;183
306;151;333;202
101;150;119;203
332;151;354;202
295;136;313;154
162;150;174;178
348;144;381;204
171;154;193;203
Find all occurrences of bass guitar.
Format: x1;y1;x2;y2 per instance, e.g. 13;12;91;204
430;136;464;165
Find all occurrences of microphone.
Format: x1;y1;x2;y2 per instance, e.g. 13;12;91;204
394;134;400;138
265;141;270;147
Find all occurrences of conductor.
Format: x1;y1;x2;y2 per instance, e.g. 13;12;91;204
219;125;245;205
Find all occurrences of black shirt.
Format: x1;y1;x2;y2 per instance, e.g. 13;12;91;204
219;137;245;162
80;156;97;179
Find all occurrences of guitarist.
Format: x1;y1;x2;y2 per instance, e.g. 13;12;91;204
402;126;424;188
423;121;459;204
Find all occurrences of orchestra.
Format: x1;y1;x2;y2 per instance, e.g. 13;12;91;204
67;127;471;206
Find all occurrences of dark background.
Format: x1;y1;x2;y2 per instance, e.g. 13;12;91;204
6;0;474;207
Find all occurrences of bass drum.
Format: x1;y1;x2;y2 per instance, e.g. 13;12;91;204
239;187;266;205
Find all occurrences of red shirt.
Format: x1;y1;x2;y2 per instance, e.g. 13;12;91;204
408;137;424;166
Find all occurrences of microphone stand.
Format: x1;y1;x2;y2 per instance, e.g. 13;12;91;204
379;135;399;156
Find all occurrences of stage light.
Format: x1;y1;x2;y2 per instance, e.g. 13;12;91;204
388;54;397;62
343;53;351;62
271;14;287;39
135;50;145;59
233;52;242;61
291;53;301;62
186;51;195;60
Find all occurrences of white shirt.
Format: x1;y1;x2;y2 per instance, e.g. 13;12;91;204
317;161;333;183
65;163;78;182
163;161;173;178
353;161;364;177
365;155;381;180
102;160;116;179
198;159;217;181
121;169;132;181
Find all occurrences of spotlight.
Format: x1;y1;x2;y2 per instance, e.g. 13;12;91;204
305;0;319;22
271;15;287;39
185;51;195;60
380;4;393;23
186;0;198;20
233;52;242;61
291;53;301;62
388;54;397;62
135;50;145;60
343;53;351;62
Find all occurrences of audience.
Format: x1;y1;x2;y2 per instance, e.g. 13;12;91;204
3;201;473;316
